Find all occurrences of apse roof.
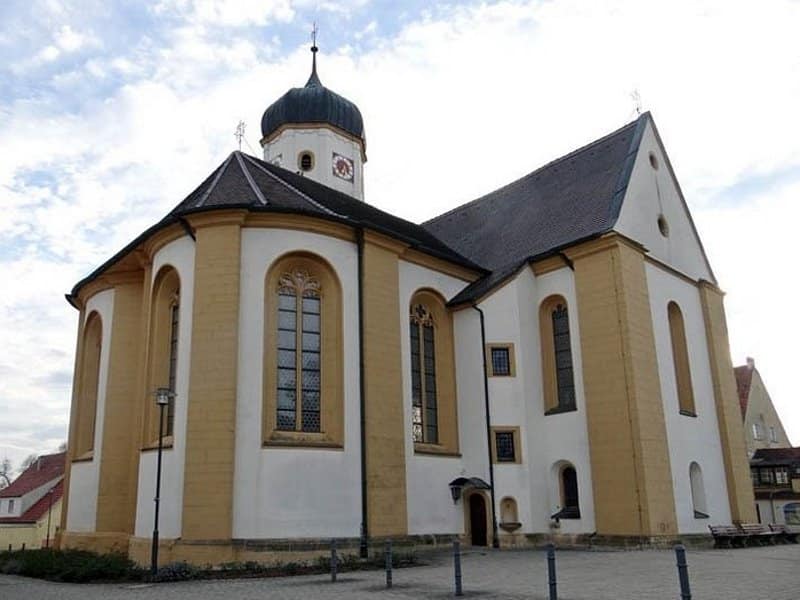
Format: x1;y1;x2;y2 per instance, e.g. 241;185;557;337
69;152;484;300
425;113;650;304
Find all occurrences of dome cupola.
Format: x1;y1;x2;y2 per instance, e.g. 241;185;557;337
260;41;367;201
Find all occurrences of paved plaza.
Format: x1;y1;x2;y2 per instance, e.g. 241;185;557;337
1;544;798;599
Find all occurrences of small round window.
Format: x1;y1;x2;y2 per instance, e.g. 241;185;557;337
657;214;669;237
299;152;314;172
648;152;659;170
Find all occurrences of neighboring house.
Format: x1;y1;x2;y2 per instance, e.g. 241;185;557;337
735;357;791;457
0;452;65;549
750;448;800;525
60;45;754;566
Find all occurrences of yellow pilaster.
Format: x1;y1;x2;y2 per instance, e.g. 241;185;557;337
182;215;243;540
698;281;756;523
362;234;408;536
572;237;677;537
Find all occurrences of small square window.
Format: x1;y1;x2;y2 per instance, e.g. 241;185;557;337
496;431;515;462
487;343;515;377
491;348;511;376
769;427;777;443
8;499;14;513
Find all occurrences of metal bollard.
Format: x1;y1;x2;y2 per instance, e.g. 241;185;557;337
674;544;692;600
21;543;25;552
385;539;393;588
453;539;463;596
330;538;338;583
546;543;557;600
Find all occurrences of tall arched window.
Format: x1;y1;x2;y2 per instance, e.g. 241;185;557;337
146;266;180;444
75;311;102;457
689;462;708;518
668;301;695;416
264;253;343;447
408;289;458;454
540;295;576;414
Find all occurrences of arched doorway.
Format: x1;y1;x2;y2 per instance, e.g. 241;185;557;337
469;493;488;546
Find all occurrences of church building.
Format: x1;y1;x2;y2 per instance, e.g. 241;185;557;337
59;45;755;565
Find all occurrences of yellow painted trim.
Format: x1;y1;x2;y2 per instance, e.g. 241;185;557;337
185;209;247;229
244;213;356;242
698;281;757;523
490;426;522;464
262;252;344;448
96;279;144;535
485;343;516;377
182;222;242;540
363;230;409;254
530;256;569;276
400;249;481;282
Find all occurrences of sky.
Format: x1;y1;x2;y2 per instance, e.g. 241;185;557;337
1;0;799;470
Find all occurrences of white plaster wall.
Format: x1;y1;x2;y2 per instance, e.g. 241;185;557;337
478;268;595;536
646;262;731;532
233;228;361;539
615;120;714;282
134;236;195;539
263;128;364;200
66;288;114;532
757;498;800;525
398;261;474;536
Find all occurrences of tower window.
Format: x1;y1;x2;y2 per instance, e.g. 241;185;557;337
299;152;314;172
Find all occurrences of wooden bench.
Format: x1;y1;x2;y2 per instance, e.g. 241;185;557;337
737;523;781;546
709;524;746;548
769;523;799;544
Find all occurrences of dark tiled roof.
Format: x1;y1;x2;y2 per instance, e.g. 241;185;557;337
426;113;650;304
0;480;63;524
0;452;65;498
751;447;800;466
70;152;483;299
734;364;754;418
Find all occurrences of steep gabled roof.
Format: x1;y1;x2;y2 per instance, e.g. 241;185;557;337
750;447;800;467
425;113;650;305
0;452;65;498
0;480;63;524
69;152;484;300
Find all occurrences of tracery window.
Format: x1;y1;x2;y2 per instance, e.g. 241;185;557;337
166;300;179;436
410;303;437;444
540;296;576;414
276;269;322;433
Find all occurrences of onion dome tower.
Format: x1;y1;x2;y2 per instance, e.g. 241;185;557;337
260;41;366;201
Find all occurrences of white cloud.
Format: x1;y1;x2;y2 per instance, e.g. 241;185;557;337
1;0;799;466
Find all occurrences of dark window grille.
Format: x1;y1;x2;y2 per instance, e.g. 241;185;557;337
410;304;437;444
495;431;515;462
491;347;511;376
552;305;576;410
167;303;179;436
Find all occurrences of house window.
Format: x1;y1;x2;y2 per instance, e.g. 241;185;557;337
758;468;773;485
75;311;102;456
775;467;789;485
410;303;438;444
769;426;777;443
8;499;14;513
486;343;515;377
263;253;344;448
690;462;708;518
491;427;521;464
559;465;580;519
784;503;800;525
276;270;322;433
540;296;576;414
752;423;763;440
668;302;696;416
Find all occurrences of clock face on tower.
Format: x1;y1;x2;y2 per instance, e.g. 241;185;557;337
332;153;354;182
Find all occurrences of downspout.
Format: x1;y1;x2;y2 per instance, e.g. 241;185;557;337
472;304;500;548
357;227;369;557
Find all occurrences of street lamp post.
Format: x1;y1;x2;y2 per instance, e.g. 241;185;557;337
151;387;174;578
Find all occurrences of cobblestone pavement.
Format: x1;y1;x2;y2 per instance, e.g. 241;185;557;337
2;544;799;599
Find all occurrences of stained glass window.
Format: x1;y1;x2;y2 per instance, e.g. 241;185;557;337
410;304;438;444
552;305;575;410
277;270;321;433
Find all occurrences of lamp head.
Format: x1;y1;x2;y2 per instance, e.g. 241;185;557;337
154;387;174;406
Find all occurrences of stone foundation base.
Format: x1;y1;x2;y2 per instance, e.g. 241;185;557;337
60;530;713;567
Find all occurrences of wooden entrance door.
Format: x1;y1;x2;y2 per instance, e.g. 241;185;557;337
469;493;488;546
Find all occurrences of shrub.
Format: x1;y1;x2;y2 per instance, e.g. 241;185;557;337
0;549;140;583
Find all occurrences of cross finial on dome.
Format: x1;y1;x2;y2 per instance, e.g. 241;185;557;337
307;22;322;87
